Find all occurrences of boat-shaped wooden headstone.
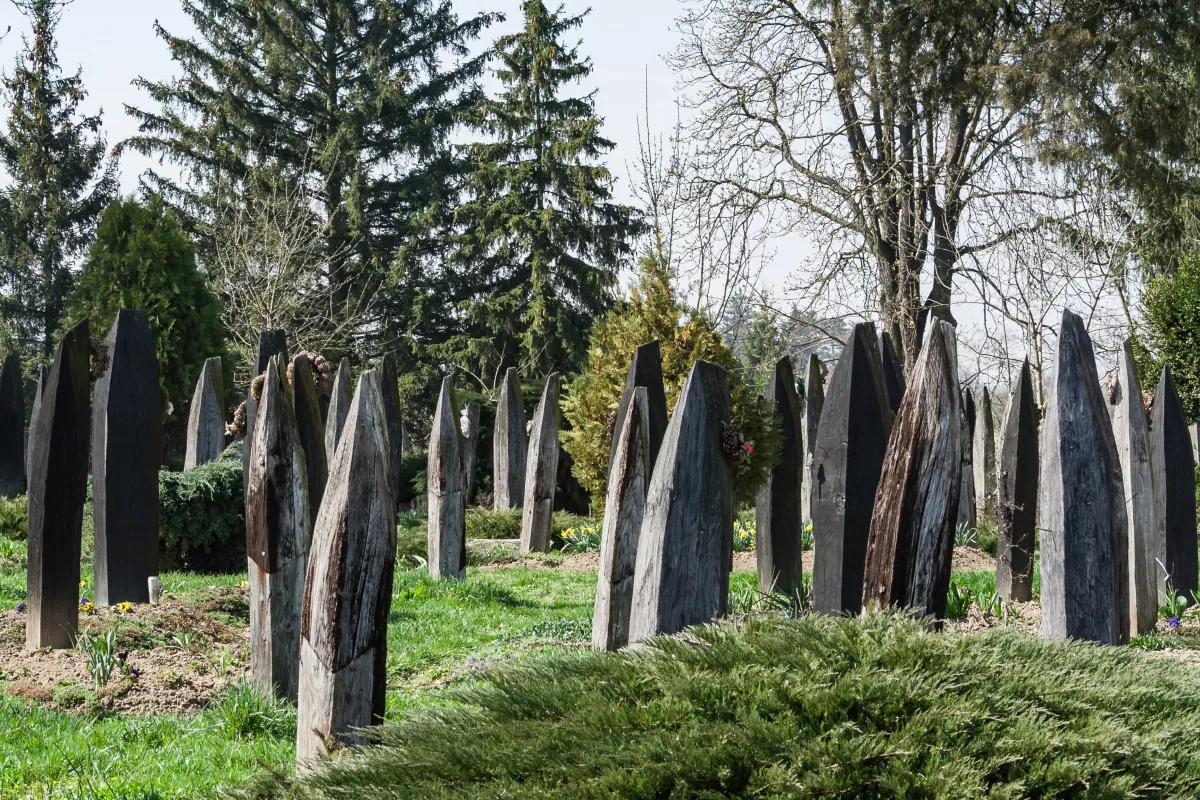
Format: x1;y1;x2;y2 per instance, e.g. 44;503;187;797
800;353;824;528
756;357;803;595
324;359;351;467
880;331;907;414
291;353;328;522
428;378;466;580
243;329;288;487
0;352;23;497
185;357;225;469
379;354;402;504
461;401;481;503
608;341;668;480
520;374;560;553
493;367;526;509
956;388;977;531
973;386;997;518
25;365;46;482
996;362;1039;601
1151;364;1198;601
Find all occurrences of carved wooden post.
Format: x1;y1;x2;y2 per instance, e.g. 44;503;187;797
756;357;803;595
811;323;893;615
185;357;225;469
428;378;466;580
1039;309;1128;645
593;387;651;651
296;370;395;770
800;353;824;528
973;387;997;519
25;365;46;482
493;367;526;509
461;401;481;503
880;331;906;414
26;321;91;650
246;356;310;700
629;361;734;642
325;359;351;467
243;329;288;488
609;341;669;480
1110;339;1160;636
1151;364;1198;601
291;354;328;522
0;353;23;497
378;354;403;505
93;310;162;607
996;361;1039;601
862;321;962;619
956;388;977;531
520;374;560;553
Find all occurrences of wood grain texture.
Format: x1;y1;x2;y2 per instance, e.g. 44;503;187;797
427;378;466;580
0;352;23;497
297;369;395;769
1151;365;1198;601
811;323;894;615
493;367;527;510
880;331;907;414
756;357;803;595
593;388;650;651
461;401;481;503
291;354;329;523
608;341;668;481
996;362;1039;602
243;330;288;490
378;354;403;506
1109;339;1161;636
520;374;560;553
862;321;962;619
628;360;734;643
25;366;46;483
324;359;351;468
26;321;91;650
800;353;824;528
185;357;225;470
1039;309;1129;645
245;356;310;700
93;310;162;606
972;387;997;516
956;388;977;531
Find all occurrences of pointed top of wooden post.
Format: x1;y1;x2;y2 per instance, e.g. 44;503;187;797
494;366;527;509
609;342;669;481
0;351;23;497
185;357;225;470
520;373;561;553
428;376;466;580
325;359;351;467
291;353;328;522
756;356;803;595
880;331;907;413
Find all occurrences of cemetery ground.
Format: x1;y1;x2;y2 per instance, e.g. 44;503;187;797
1;512;1200;796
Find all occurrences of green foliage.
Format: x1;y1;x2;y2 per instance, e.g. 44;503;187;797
0;495;28;541
954;522;978;548
397;450;428;507
466;507;523;539
158;443;244;573
1143;252;1200;419
563;255;780;511
558;523;601;554
210;681;296;742
944;581;972;619
74;628;120;689
975;510;999;556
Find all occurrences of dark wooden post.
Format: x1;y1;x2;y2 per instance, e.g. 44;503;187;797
379;354;402;505
324;359;351;467
291;353;328;522
956;388;977;531
93;310;162;607
608;341;668;480
461;401;481;503
185;357;225;469
880;331;907;414
26;321;91;650
25;365;46;482
756;357;803;595
1040;310;1129;644
1151;364;1198;601
973;387;997;518
296;369;396;770
428;377;466;580
246;356;310;700
996;361;1039;601
243;329;288;488
800;353;824;528
0;352;24;497
1110;339;1160;636
811;323;893;615
493;367;526;509
629;360;734;643
520;373;560;553
862;321;962;619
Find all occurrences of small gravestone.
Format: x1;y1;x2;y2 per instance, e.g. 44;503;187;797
609;341;669;479
1151;364;1198;601
811;323;893;615
243;329;288;489
93;310;162;607
956;388;977;531
493;367;527;509
26;321;91;650
324;359;351;467
185;357;225;469
428;378;466;580
296;370;395;770
25;365;46;482
629;360;735;642
1040;309;1129;645
0;352;23;497
461;401;481;502
996;361;1039;601
880;331;907;414
246;356;310;701
291;354;329;522
520;374;560;553
1109;339;1160;636
862;321;962;619
973;386;997;518
593;387;651;651
378;354;402;505
756;357;803;595
800;354;824;528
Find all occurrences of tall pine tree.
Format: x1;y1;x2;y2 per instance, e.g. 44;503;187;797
0;0;117;357
437;1;640;382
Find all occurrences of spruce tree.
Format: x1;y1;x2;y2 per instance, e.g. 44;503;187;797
441;1;640;381
0;0;117;357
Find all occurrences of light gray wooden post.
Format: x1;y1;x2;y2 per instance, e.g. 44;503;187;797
956;388;977;531
493;367;526;509
461;401;481;504
324;359;351;467
291;354;328;524
800;353;824;529
520;374;560;553
972;386;996;518
428;378;466;580
185;357;225;469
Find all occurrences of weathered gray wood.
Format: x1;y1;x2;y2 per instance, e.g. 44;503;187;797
246;356;310;700
800;353;824;529
756;357;803;595
26;321;91;650
1151;364;1198;601
608;341;669;480
185;357;225;469
880;331;907;414
378;354;402;506
972;386;997;518
25;365;46;483
956;388;977;531
243;330;288;489
324;359;351;468
1109;339;1160;636
1039;309;1129;645
461;401;481;503
996;362;1039;601
428;378;466;580
520;374;560;553
493;367;527;509
629;360;735;643
291;354;328;523
93;310;162;607
296;369;396;770
593;388;651;651
862;321;962;619
811;323;894;615
0;353;23;497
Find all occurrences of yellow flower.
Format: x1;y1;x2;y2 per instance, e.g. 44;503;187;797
80;602;94;615
115;601;133;615
238;581;249;590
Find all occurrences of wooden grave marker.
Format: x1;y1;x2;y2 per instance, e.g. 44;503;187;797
428;378;466;580
608;341;668;480
185;357;225;469
972;386;997;518
520;374;560;553
756;356;803;595
880;331;907;414
324;359;351;467
1151;364;1198;601
0;352;23;496
461;401;481;503
493;367;527;509
291;353;329;522
243;329;288;487
25;365;46;482
800;353;824;529
996;361;1039;601
956;388;977;531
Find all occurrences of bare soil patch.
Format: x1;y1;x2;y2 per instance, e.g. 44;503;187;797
951;546;996;572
